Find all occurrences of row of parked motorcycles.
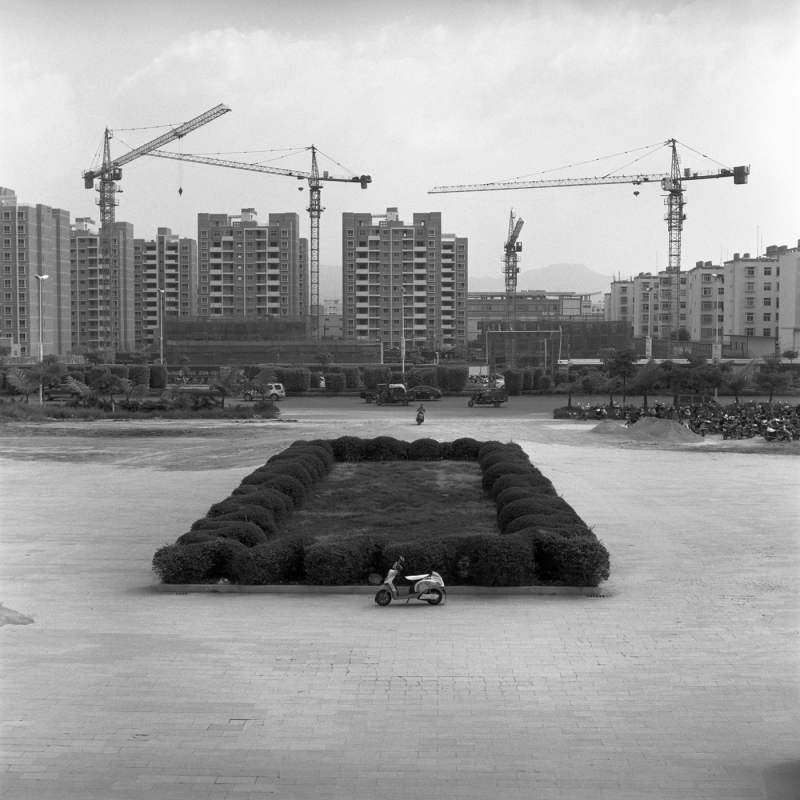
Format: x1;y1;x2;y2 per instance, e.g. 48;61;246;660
716;417;799;441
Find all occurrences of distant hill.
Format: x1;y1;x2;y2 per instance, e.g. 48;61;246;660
319;262;613;303
470;263;613;296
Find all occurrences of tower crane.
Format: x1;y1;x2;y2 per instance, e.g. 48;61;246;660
430;139;749;347
82;103;230;357
146;146;371;336
503;210;524;366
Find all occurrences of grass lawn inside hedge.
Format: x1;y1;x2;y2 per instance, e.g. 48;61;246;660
281;461;499;543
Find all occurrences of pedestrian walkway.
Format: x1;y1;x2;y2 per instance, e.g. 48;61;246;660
1;423;798;799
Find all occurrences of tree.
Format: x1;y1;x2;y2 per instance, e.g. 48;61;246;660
209;367;240;408
5;368;39;403
90;369;128;412
315;351;333;369
629;360;664;410
782;349;798;364
754;355;790;403
724;371;751;405
553;377;580;408
603;349;640;402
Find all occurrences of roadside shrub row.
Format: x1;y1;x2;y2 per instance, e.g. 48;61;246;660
152;437;610;587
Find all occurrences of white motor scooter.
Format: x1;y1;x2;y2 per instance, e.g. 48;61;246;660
374;559;446;606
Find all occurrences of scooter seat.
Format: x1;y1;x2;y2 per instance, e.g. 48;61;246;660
405;574;429;581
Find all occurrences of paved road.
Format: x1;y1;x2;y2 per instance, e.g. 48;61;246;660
1;411;798;799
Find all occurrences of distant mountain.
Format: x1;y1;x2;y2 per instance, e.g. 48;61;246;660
319;262;613;303
470;263;613;296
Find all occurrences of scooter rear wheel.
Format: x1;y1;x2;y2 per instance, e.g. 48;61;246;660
375;589;392;606
426;589;443;605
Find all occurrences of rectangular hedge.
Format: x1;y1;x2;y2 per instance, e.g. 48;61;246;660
152;436;610;588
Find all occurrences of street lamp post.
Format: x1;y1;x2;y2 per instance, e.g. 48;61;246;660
34;274;49;404
400;287;406;379
157;288;166;365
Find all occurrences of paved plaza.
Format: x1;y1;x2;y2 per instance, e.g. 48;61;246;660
1;404;799;799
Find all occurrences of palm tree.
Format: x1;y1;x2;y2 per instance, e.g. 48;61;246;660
5;368;39;403
209;367;240;408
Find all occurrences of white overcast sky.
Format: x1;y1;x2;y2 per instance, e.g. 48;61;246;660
1;0;798;297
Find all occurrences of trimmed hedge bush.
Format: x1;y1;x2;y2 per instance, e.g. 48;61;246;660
152;538;245;584
255;461;315;489
489;474;556;502
330;435;368;462
363;436;409;461
190;518;265;540
230;485;294;523
497;497;581;533
503;368;524;396
362;365;392;390
527;529;610;587
496;486;544;511
109;364;129;380
481;462;539;495
304;536;388;585
459;533;537;587
443;437;481;461
383;537;463;585
343;367;361;389
282;366;311;392
150;364;168;389
229;536;313;584
176;530;219;546
208;504;278;536
266;451;326;479
324;373;346;392
258;475;307;507
129;364;150;386
504;513;588;536
407;438;443;461
284;443;335;470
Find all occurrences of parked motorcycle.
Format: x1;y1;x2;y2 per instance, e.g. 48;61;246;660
374;560;446;606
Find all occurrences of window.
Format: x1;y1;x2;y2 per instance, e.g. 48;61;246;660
702;287;712;296
764;298;771;307
620;287;627;294
746;267;755;276
763;328;771;337
763;267;772;276
745;298;755;307
764;283;772;291
702;274;711;282
746;313;754;323
701;301;712;310
763;313;771;322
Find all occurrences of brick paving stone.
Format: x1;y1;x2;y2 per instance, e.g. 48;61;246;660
1;419;798;799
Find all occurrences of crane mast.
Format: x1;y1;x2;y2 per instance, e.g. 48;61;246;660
429;140;748;355
503;210;524;367
82;103;230;358
147;146;371;337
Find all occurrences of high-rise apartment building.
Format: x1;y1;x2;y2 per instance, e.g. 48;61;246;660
197;209;308;319
133;229;198;350
0;187;71;357
773;242;800;353
70;217;136;353
341;208;468;350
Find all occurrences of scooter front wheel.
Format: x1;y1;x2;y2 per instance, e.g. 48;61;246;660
375;589;392;606
426;589;444;605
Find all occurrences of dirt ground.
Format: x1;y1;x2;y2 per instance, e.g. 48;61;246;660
1;400;798;799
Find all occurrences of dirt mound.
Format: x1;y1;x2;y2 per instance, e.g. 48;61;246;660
626;417;699;443
589;420;630;437
589;417;699;443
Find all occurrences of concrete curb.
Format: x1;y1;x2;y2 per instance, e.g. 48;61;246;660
150;583;603;595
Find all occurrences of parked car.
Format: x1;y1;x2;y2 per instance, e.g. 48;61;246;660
242;382;286;402
42;383;82;402
407;385;442;400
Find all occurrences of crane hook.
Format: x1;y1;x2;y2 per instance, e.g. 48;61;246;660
178;187;183;196
633;190;639;197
